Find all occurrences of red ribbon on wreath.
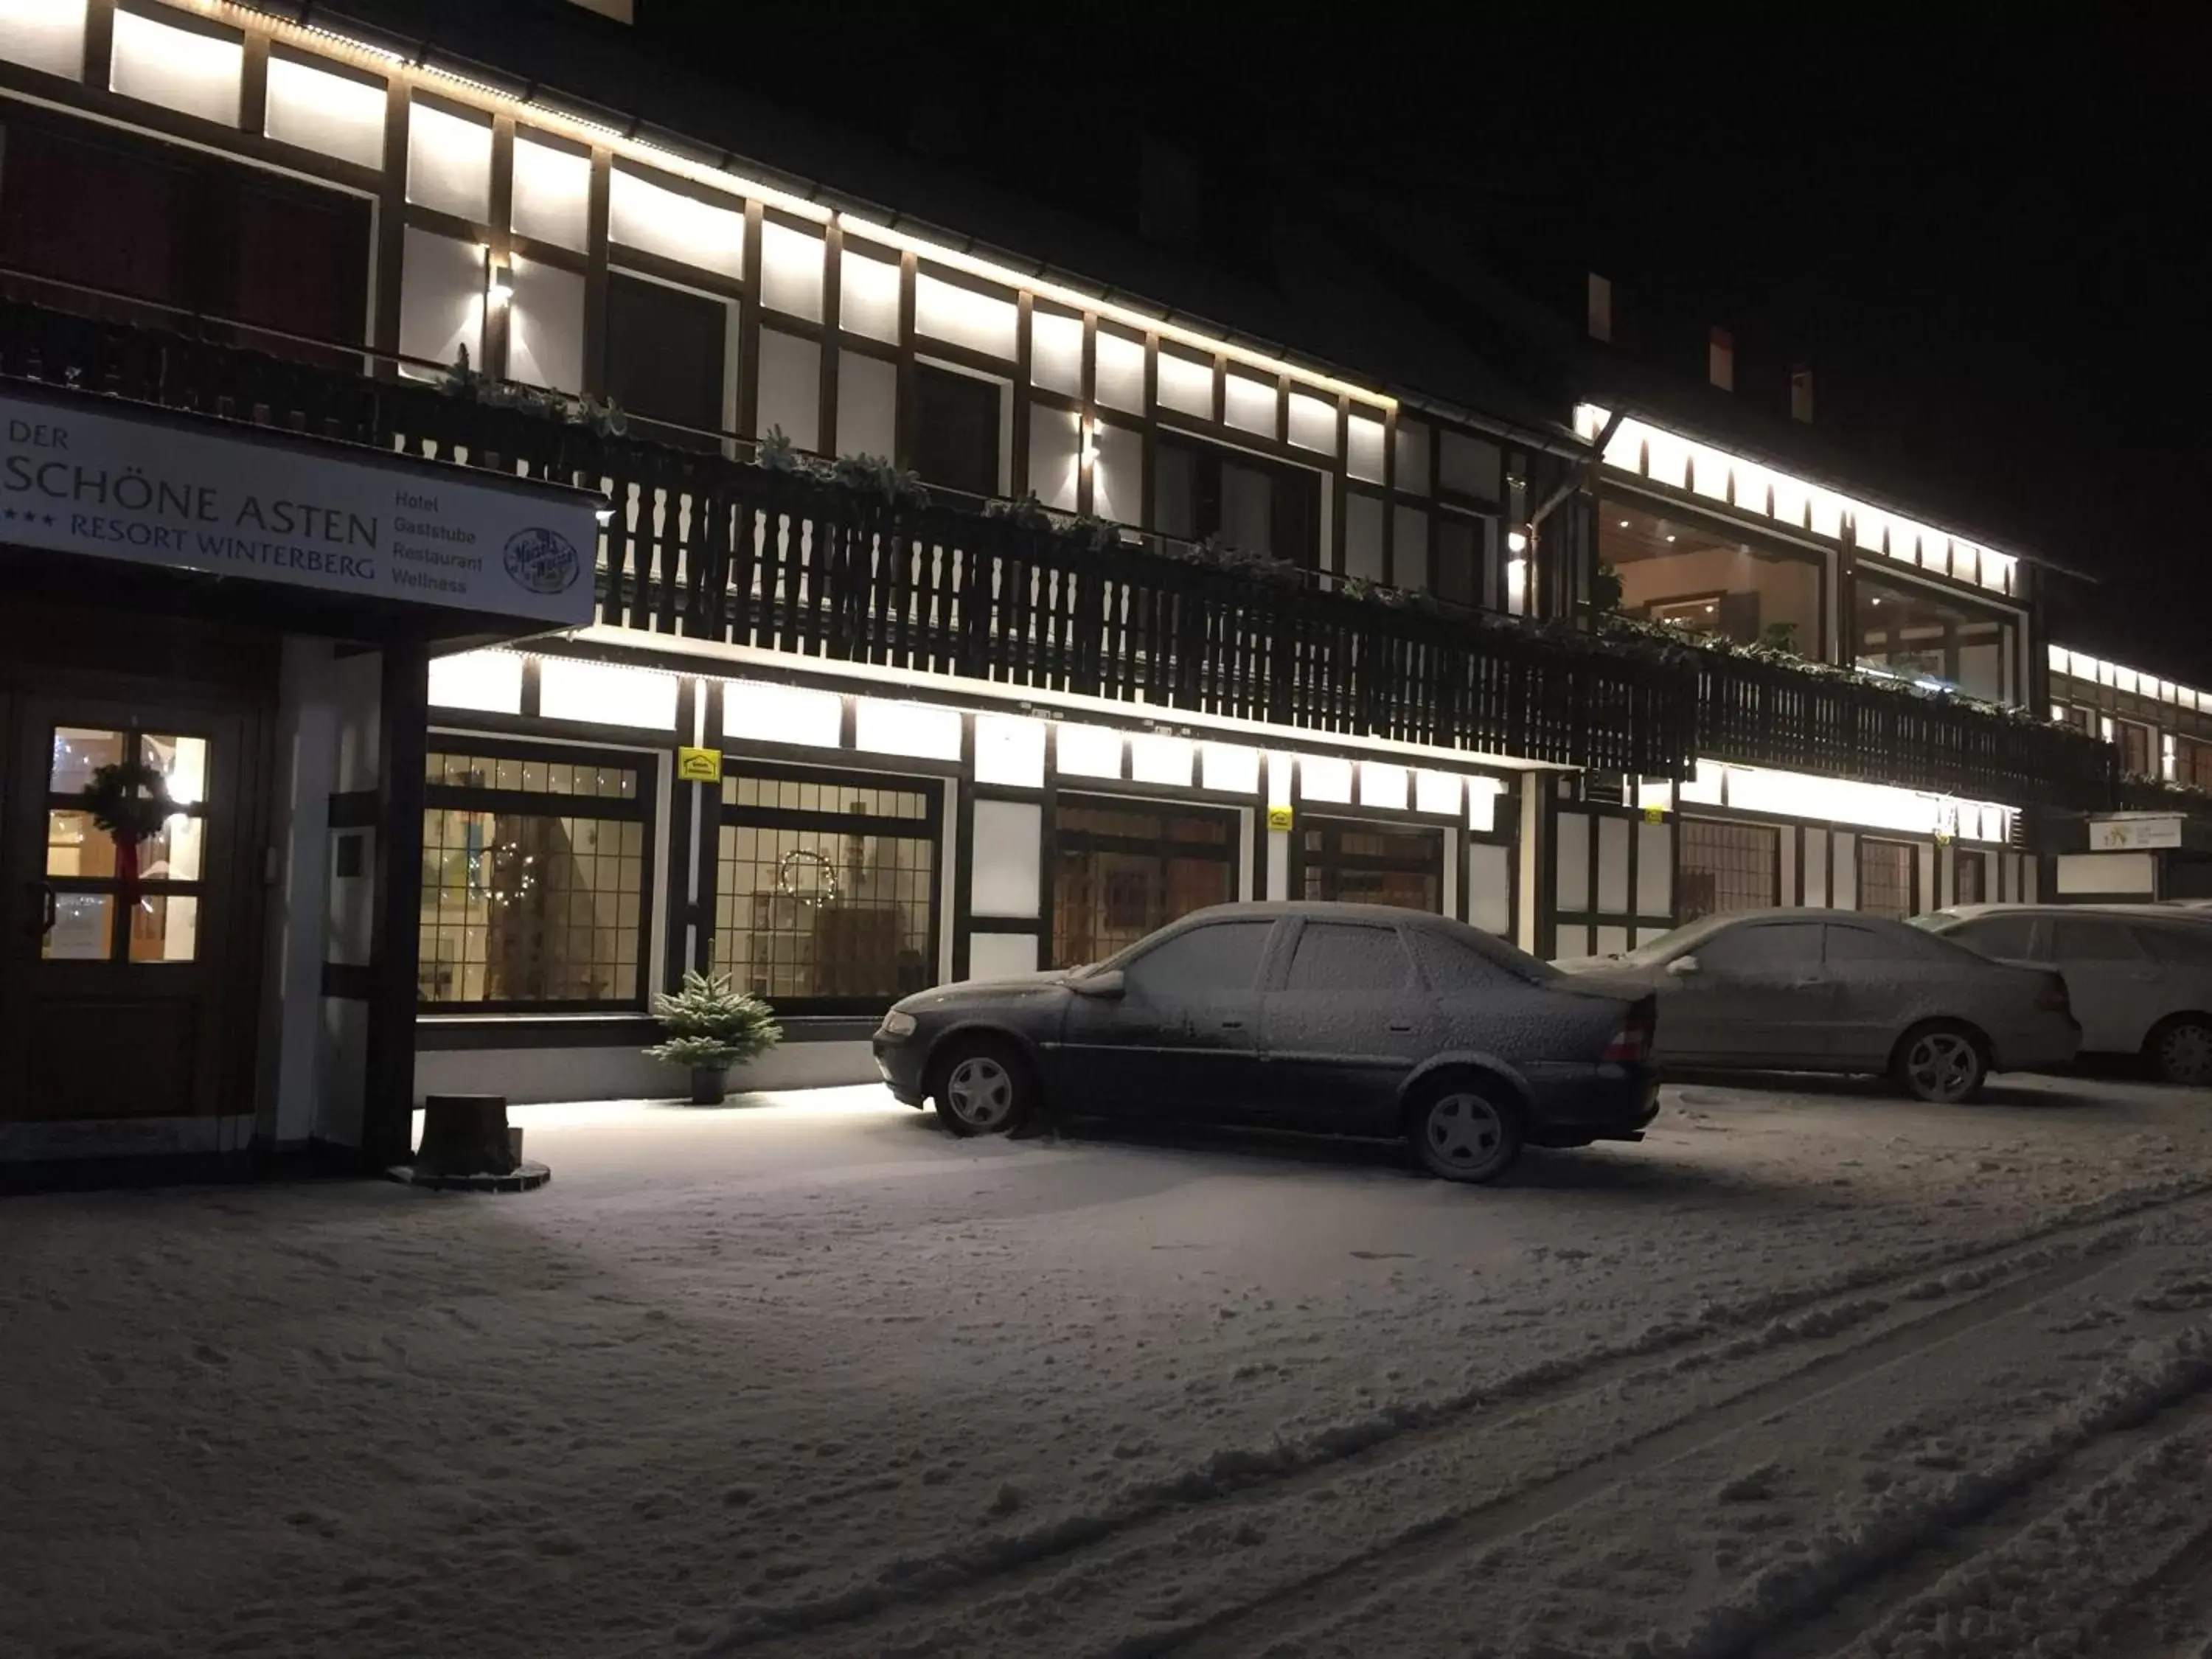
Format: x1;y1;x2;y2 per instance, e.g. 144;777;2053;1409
80;758;174;910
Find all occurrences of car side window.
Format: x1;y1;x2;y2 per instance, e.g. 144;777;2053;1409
2048;917;2147;963
1283;922;1415;992
1823;924;1921;962
1952;914;2038;960
2137;925;2212;967
1123;922;1274;995
1694;922;1824;974
1409;928;1514;992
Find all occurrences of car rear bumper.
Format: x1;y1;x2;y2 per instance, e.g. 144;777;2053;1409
1992;1016;2083;1074
1523;1063;1661;1143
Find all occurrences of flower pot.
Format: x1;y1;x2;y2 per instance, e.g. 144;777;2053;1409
689;1065;731;1106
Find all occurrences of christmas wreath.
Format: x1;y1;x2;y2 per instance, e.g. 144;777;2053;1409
80;758;174;900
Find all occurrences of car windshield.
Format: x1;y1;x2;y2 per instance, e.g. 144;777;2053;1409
1908;911;1961;932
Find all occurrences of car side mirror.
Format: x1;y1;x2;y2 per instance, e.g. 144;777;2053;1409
1666;955;1700;978
1071;969;1125;999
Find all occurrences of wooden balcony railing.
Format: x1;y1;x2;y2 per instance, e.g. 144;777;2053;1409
0;282;2118;807
1691;647;2116;809
0;286;1690;776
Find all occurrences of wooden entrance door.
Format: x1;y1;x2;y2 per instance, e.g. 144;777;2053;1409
0;695;254;1127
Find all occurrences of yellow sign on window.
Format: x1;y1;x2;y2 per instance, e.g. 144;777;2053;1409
1642;803;1666;824
1266;804;1294;832
675;745;723;784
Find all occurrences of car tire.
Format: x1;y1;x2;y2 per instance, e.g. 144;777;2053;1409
1407;1082;1523;1183
1892;1022;1989;1105
2147;1016;2212;1088
929;1037;1036;1138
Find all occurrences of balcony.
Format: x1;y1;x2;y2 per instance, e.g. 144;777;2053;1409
0;282;1688;779
1683;637;2117;810
0;281;2116;808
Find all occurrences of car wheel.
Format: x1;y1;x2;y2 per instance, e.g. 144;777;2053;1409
1408;1085;1523;1183
2149;1018;2212;1088
1893;1023;1989;1104
931;1038;1035;1138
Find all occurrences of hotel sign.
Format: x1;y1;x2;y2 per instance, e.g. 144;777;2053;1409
1;386;602;626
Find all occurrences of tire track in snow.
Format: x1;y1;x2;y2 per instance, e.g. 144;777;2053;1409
706;1192;2203;1656
1822;1370;2212;1659
1119;1246;2141;1659
1746;1383;2212;1659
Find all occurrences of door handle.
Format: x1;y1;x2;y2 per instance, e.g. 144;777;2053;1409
1387;1020;1414;1032
1220;1018;1245;1030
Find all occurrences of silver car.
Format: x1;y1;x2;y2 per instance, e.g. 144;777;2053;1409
1917;904;2212;1085
1556;908;2079;1103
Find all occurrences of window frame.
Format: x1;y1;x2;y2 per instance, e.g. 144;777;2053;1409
1676;816;1781;922
41;726;215;966
705;757;945;1015
1851;565;2025;706
1856;835;1920;921
1048;793;1240;970
418;735;659;1013
1293;816;1444;911
602;265;737;451
1599;487;1832;659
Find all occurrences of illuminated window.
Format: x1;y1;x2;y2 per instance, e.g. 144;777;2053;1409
2114;719;2154;779
1854;572;2017;703
42;727;209;964
1601;496;1823;654
2179;738;2212;793
712;765;939;1009
1051;798;1236;967
418;745;653;1009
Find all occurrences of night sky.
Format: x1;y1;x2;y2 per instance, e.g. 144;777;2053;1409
497;3;2211;678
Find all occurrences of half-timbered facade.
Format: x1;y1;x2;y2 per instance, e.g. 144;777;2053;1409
0;0;2145;1174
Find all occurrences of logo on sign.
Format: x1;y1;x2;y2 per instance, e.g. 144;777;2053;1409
502;526;582;595
676;746;723;783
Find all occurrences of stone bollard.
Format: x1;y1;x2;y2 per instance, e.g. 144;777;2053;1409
387;1094;551;1192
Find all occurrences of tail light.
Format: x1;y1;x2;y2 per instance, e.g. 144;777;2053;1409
2036;975;2071;1016
1604;998;1656;1064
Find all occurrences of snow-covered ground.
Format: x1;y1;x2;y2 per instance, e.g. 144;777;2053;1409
7;1073;2212;1659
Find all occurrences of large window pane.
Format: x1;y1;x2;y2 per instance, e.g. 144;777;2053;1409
713;769;938;1006
911;362;1001;498
1052;799;1235;967
605;271;728;448
418;746;651;1008
1677;818;1778;921
1854;572;2016;703
1299;821;1440;911
1858;838;1917;919
1601;498;1822;653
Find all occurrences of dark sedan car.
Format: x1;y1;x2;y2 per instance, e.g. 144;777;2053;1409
872;902;1659;1183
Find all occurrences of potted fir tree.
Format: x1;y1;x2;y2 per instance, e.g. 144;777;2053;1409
644;971;782;1105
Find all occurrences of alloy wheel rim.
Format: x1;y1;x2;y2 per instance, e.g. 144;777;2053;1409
2162;1025;2212;1085
1907;1033;1978;1102
946;1057;1013;1127
1426;1093;1503;1169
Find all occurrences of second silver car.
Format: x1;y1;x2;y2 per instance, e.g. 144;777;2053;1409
1556;908;2079;1102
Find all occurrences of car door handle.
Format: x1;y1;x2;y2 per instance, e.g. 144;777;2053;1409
1220;1018;1245;1030
1387;1020;1414;1032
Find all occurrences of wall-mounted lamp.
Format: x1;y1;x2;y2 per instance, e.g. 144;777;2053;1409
1506;528;1529;554
1079;417;1101;469
487;255;512;308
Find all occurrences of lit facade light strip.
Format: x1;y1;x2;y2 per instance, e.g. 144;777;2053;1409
2049;642;2211;714
199;1;1394;413
1655;759;2017;840
1576;403;2022;598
